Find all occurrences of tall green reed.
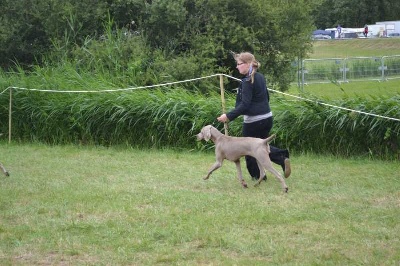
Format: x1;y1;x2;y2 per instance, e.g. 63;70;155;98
1;84;399;160
272;94;400;159
4;87;230;148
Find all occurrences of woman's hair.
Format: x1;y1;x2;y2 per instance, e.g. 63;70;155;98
234;52;260;83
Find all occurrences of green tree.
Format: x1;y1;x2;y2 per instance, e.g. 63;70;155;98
1;0;315;90
140;0;315;90
106;0;146;29
0;0;107;68
312;0;400;29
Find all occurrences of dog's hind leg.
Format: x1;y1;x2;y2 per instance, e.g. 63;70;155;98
268;167;288;193
234;160;247;188
255;158;288;193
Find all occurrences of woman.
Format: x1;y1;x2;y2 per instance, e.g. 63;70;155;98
363;25;368;37
217;52;291;180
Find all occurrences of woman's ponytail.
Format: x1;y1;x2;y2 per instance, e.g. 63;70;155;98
250;60;260;83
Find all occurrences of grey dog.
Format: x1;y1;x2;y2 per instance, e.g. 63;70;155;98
196;125;288;192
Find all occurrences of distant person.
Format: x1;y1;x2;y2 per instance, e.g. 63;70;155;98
337;24;342;38
363;25;369;37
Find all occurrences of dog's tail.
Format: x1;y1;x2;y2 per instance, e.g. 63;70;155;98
264;134;276;144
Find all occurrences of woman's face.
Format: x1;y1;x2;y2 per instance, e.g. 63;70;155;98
236;60;250;75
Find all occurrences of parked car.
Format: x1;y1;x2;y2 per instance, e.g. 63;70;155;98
312;34;331;40
388;33;400;38
343;32;358;39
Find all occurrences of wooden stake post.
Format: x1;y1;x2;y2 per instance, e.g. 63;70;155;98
8;88;12;143
219;75;228;135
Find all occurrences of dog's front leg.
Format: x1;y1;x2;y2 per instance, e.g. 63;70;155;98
203;161;222;180
234;160;247;188
254;161;266;187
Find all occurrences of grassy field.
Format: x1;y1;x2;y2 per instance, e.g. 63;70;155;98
289;78;400;99
0;143;399;265
291;38;400;98
310;38;400;58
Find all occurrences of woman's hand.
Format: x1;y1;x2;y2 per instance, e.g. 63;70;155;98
217;114;229;123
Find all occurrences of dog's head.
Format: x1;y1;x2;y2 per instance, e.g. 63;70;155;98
196;125;213;142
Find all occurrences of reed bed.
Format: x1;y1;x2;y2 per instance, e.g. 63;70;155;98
2;87;225;148
272;94;400;158
1;82;399;159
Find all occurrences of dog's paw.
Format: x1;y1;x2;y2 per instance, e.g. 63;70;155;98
284;187;289;193
242;183;248;188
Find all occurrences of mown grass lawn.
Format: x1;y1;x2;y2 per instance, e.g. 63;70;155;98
311;38;400;58
289;78;400;99
0;143;399;265
293;38;400;99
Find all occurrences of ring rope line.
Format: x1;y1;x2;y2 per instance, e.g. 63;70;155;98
1;73;399;122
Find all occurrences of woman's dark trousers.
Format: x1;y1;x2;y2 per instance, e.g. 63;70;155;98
242;117;289;179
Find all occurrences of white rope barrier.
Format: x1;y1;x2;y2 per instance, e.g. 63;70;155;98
270;90;400;122
227;75;400;122
1;74;234;94
1;73;400;123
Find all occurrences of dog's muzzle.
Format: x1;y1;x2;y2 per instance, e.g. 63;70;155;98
196;133;203;141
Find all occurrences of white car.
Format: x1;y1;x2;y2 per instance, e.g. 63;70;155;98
312;34;331;40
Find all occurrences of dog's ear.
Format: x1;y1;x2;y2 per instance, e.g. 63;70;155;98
203;125;212;141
